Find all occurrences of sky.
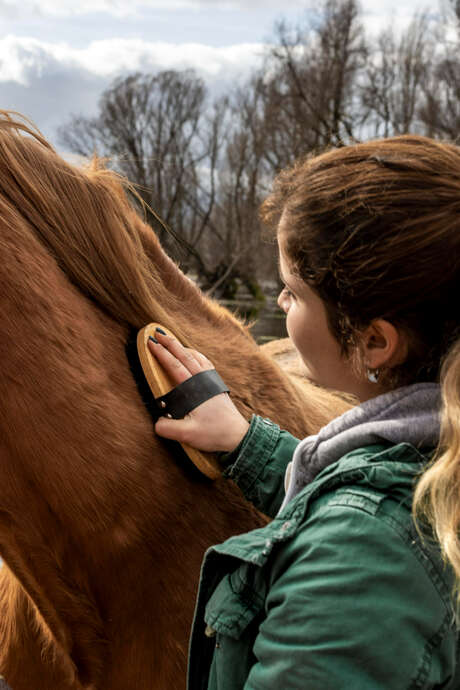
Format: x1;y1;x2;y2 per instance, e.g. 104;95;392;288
0;0;431;148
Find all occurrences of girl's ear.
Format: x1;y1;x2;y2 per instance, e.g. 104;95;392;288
361;319;408;371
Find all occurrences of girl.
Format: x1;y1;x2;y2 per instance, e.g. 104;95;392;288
149;135;460;689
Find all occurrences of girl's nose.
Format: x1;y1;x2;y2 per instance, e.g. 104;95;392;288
277;291;287;313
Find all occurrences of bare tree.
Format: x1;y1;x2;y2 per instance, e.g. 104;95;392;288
59;70;216;266
449;0;460;23
60;70;273;295
260;0;367;164
203;80;269;296
362;14;433;137
202;0;369;295
418;8;460;139
420;59;460;139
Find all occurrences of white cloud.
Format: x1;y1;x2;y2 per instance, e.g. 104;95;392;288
0;36;64;84
0;35;264;143
0;35;263;83
79;39;264;77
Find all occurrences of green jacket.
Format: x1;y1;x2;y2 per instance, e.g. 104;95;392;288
187;417;460;690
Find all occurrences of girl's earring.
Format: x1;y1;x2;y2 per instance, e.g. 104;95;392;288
367;368;380;384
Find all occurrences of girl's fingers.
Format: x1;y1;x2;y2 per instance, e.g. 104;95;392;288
190;349;214;369
154;332;205;373
147;330;214;382
148;339;193;384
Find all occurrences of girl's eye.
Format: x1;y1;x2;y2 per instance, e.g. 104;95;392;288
282;285;295;300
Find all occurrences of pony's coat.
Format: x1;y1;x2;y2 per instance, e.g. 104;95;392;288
0;112;350;689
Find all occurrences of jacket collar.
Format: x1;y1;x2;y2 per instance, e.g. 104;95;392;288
211;441;428;568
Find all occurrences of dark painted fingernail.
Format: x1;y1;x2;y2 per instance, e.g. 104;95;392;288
155;327;167;335
149;336;159;344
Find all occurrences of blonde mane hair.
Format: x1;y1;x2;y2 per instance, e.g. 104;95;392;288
414;342;460;588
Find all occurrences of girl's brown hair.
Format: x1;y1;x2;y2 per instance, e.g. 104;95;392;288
261;134;460;582
261;135;460;385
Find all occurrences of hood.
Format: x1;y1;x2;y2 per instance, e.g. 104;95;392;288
280;383;440;512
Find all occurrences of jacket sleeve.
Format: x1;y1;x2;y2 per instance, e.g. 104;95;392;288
245;496;452;690
220;415;300;518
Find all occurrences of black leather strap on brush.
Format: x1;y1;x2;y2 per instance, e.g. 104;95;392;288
155;369;229;419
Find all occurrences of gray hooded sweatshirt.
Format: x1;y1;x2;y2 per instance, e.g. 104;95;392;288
280;382;441;513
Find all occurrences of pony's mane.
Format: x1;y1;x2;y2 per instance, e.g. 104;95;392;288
0;110;246;349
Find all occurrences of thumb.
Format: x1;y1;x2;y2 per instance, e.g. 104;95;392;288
155;415;193;444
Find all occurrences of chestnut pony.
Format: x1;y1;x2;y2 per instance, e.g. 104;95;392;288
0;112;348;689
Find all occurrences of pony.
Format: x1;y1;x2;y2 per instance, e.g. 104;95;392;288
0;111;349;689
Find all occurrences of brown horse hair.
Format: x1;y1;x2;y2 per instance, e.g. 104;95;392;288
0;109;350;688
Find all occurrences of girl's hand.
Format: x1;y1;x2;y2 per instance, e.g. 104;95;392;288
148;330;249;453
